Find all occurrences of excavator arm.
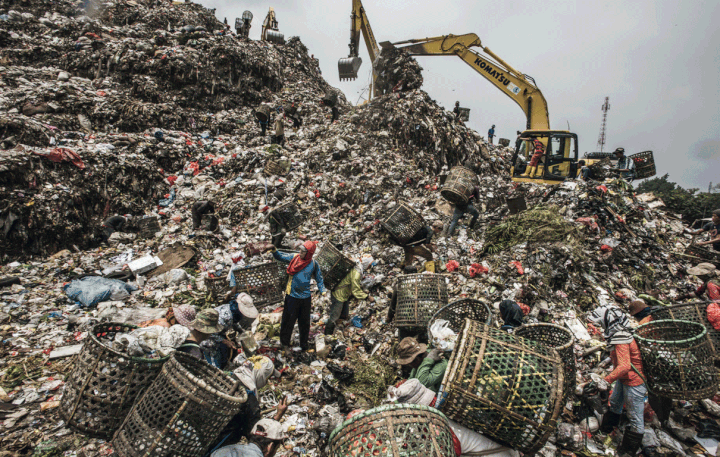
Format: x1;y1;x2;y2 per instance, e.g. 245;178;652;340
388;34;549;130
338;0;381;98
261;8;285;44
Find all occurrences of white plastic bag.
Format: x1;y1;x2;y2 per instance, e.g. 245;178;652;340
429;319;457;351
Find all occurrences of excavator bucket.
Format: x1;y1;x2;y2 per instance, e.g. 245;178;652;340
338;56;362;81
266;30;285;45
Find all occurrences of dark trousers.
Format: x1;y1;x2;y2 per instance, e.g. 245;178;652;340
260;122;267;136
280;295;312;350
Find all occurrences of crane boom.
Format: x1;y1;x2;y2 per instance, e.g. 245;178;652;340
389;34;550;130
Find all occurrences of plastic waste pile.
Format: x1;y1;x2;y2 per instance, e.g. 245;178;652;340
1;0;719;456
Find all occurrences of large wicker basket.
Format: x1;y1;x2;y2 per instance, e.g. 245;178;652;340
59;323;168;439
395;274;448;329
113;351;247;457
651;302;720;360
515;323;576;400
328;404;456;457
630;150;656;179
634;319;718;400
137;216;161;239
440;166;478;206
379;202;425;245
428;299;493;335
315;242;356;290
436;320;564;454
231;261;283;307
270;202;305;232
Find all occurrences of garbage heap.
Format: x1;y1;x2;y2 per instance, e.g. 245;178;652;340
2;0;720;456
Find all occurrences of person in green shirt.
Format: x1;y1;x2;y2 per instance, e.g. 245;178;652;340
396;337;447;392
324;255;373;336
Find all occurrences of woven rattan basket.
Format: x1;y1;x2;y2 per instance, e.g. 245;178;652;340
395;274;448;329
651;302;720;360
328;404;456;457
137;216;161;238
113;351;247;457
315;242;356;290
379;202;425;245
255;105;271;122
428;299;493;336
270;202;305;232
515;323;576;399
264;159;291;176
630;150;656;179
634;319;718;400
231;261;283;307
59;323;168;438
440;166;478;206
206;276;228;304
436;320;564;454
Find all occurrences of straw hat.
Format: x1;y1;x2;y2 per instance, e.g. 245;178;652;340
395;337;427;365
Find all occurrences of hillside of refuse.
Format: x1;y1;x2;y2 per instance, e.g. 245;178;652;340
1;1;718;457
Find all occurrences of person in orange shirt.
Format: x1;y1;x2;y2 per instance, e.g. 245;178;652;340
587;305;646;456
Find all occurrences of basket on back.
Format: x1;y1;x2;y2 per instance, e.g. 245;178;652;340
440;166;478;206
436;320;564;454
315;242;356;290
269;202;305;232
395;274;448;330
515;323;576;400
113;351;247;457
328;404;456;457
651;302;720;360
379;202;425;245
634;319;718;400
231;262;283;307
59;323;168;439
629;150;656;179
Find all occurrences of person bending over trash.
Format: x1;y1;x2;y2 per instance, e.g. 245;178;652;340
447;185;480;236
100;214;131;243
176;308;230;369
268;241;326;354
192;200;216;230
688;209;720;251
499;300;524;332
325;255;373;336
211;396;289;457
584;305;647;457
391;221;443;271
395;337;447;392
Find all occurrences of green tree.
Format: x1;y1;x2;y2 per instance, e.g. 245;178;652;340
637;174;720;222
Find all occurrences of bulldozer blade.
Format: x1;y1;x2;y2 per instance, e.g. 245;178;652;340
338;56;362;81
266;30;285;45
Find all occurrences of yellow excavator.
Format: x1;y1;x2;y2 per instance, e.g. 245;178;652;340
384;34;579;184
261;7;285;45
337;0;381;99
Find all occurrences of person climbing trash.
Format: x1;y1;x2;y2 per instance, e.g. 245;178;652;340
447;184;480;236
499;299;524;332
612;148;635;181
272;110;285;146
395;337;447;392
390;220;443;271
268;241;326;354
324;255;373;336
191;200;216;230
453;101;461;121
488;124;496;144
687;209;720;251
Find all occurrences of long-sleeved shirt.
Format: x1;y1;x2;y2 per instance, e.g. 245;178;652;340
272;250;325;299
605;340;645;386
410;355;448;392
332;268;368;303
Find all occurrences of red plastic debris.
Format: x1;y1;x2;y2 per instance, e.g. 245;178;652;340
446;260;459;272
509;261;524;275
600;244;613;252
468;263;489;277
518;302;531;315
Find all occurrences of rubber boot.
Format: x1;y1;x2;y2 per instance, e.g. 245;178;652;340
600;411;622;433
528;166;538;178
618;429;644;457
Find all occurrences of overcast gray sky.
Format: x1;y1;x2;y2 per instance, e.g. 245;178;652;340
199;0;720;191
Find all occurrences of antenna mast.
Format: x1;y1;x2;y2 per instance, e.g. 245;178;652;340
596;97;610;152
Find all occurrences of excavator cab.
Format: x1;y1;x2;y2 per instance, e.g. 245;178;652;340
338;56;363;80
511;130;579;184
